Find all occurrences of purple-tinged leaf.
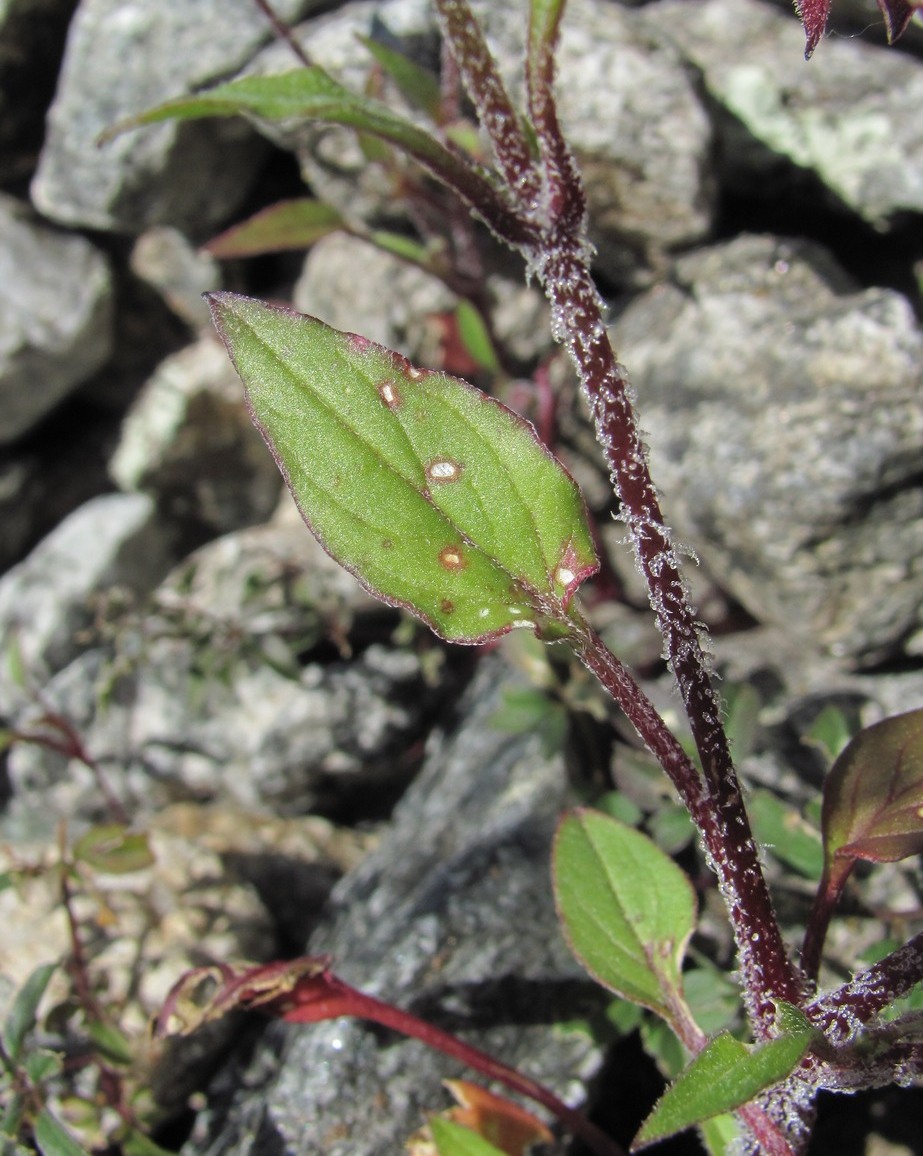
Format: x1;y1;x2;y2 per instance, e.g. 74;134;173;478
204;199;344;258
821;707;923;866
877;0;922;42
208;292;597;644
795;0;831;57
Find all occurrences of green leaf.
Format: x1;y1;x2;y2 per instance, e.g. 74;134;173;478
529;0;567;63
368;229;432;266
101;69;501;222
454;301;501;374
208;293;597;644
23;1048;62;1083
86;1020;134;1066
2;962;57;1065
721;682;760;760
698;1113;740;1156
633;1005;815;1149
804;704;854;762
553;809;696;1021
34;1109;91;1156
72;825;155;875
358;35;441;120
121;1129;180;1156
490;686;567;757
821;707;923;865
205;199;344;258
748;789;824;880
431;1117;507;1156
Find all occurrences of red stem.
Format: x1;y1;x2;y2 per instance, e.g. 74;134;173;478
333;985;628;1156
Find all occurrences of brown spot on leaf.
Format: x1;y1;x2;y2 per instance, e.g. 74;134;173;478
438;546;466;571
440;599;455;614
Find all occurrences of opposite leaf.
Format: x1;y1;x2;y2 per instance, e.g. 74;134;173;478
633;1005;815;1150
821;706;923;865
553;809;696;1022
208;293;596;643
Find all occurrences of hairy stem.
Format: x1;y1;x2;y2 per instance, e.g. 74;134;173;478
573;622;803;1026
807;930;923;1040
433;0;804;1029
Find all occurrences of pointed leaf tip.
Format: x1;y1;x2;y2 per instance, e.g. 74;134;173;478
795;0;831;57
208;293;597;644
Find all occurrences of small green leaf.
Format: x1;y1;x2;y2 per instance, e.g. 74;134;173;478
454;301;501;374
24;1048;62;1083
3;962;57;1065
528;0;567;63
205;199;344;258
721;683;760;760
208;293;597;644
121;1129;180;1156
698;1113;740;1156
648;803;695;855
748;789;824;880
34;1109;91;1156
0;1093;26;1142
101;68;501;223
430;1116;507;1156
821;707;923;865
368;229;432;266
804;704;854;762
358;35;441;120
72;825;155;875
553;809;696;1021
633;1005;815;1149
86;1020;134;1066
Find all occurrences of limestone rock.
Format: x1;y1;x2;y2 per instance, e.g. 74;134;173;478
30;0;322;234
0;194;112;444
109;334;282;536
610;234;923;663
651;0;923;228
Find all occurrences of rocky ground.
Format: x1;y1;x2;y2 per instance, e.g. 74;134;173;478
2;0;923;1153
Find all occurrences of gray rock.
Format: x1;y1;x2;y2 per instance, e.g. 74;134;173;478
3;514;436;832
0;492;177;714
184;654;606;1156
0;194;113;445
130;226;222;329
610;234;923;664
650;0;923;228
30;0;322;235
293;232;457;357
295;231;553;370
109;333;283;536
0;0;77;185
